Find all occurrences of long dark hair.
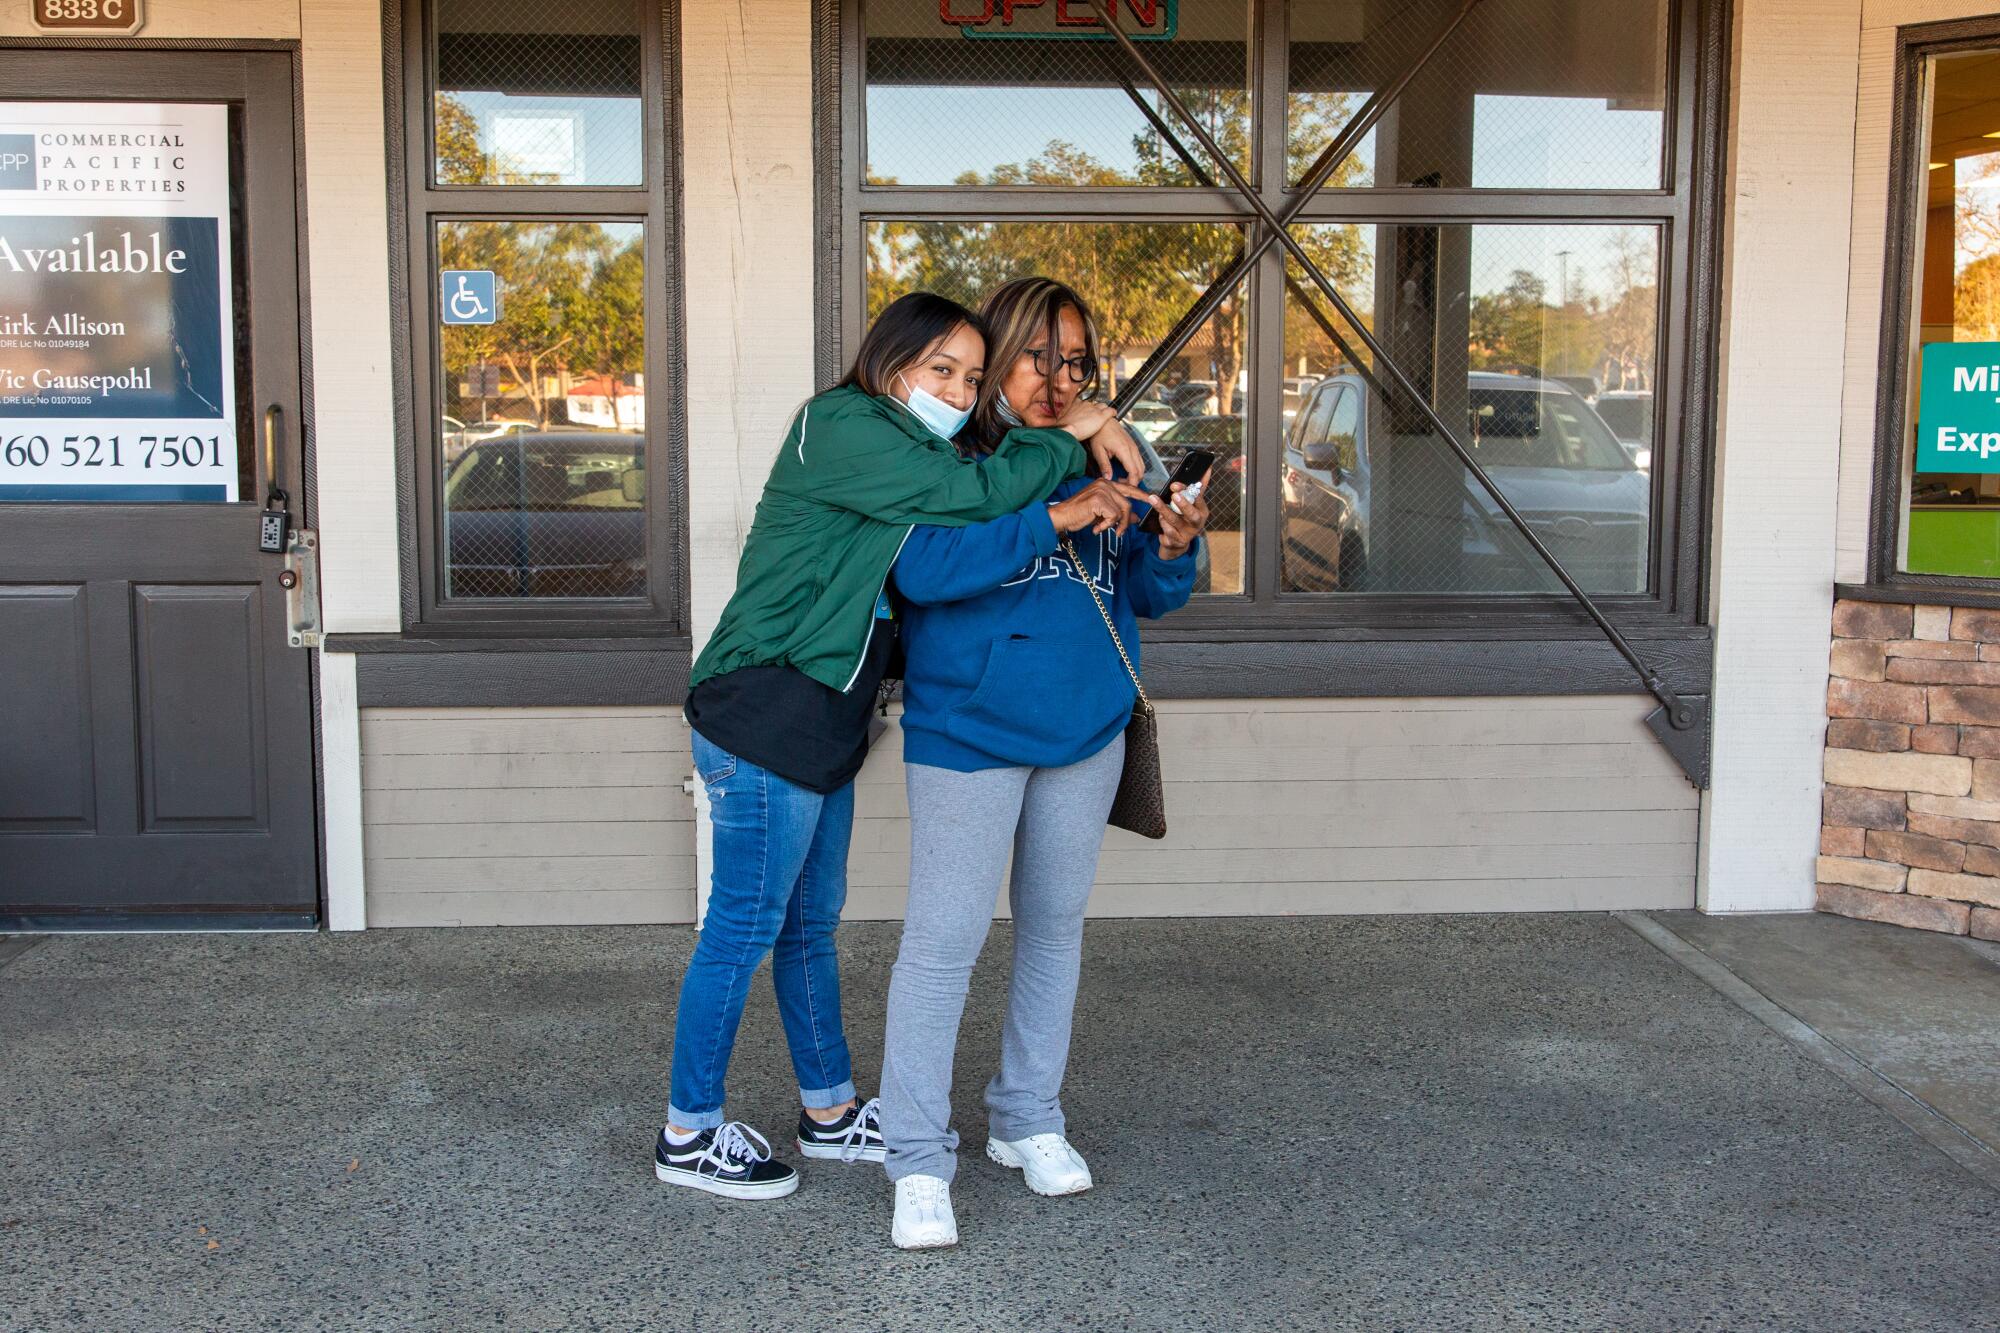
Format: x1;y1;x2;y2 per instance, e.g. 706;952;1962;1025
969;276;1101;450
835;291;986;399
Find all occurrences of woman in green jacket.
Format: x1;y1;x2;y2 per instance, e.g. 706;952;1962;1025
653;292;1150;1200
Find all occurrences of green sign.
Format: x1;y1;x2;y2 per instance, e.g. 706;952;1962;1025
1918;341;2000;472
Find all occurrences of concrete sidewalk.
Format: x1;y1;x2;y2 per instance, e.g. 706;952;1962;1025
2;915;1996;1332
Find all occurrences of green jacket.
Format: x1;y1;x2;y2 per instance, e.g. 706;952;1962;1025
692;384;1087;693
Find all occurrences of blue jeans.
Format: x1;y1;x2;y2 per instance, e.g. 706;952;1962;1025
668;731;857;1130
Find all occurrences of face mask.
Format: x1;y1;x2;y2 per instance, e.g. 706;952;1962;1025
994;395;1025;428
895;373;973;441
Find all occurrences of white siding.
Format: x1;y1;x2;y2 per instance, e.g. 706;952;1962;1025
359;696;1697;928
301;0;403;633
681;0;817;650
1700;0;1865;912
360;707;697;927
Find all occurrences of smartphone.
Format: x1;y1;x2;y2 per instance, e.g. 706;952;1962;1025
1140;449;1216;535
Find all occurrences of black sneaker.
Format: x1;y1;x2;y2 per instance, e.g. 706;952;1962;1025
796;1096;885;1163
654;1122;799;1200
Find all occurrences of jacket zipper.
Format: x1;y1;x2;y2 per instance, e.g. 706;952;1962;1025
843;525;914;694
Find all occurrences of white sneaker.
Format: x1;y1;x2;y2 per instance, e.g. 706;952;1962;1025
985;1133;1093;1196
891;1174;958;1250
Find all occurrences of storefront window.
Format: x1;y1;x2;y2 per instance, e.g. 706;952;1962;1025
863;0;1250;187
401;0;676;628
853;0;1699;617
1898;48;2000;579
436;221;647;598
1287;0;1669;190
431;0;644;187
1281;223;1657;593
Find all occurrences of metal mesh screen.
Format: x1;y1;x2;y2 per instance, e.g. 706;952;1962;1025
1287;0;1669;190
867;218;1251;593
1281;222;1658;594
436;220;649;599
432;0;644;186
863;0;1250;187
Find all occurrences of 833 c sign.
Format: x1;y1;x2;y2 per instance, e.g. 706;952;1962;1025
32;0;145;35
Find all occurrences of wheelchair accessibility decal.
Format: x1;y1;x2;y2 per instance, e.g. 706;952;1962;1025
440;270;497;325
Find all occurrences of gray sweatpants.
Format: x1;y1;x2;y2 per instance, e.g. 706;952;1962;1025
880;736;1124;1183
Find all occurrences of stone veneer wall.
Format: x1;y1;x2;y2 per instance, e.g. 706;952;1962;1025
1820;599;2000;938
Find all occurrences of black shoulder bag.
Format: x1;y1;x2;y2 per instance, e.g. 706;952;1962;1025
1060;537;1167;840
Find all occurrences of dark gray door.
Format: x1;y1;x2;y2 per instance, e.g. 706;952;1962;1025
0;52;315;927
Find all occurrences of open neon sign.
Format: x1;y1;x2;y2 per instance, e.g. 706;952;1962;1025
942;0;1178;41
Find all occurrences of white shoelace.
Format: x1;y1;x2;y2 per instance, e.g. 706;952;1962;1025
700;1121;774;1177
902;1174;950;1214
836;1097;883;1163
1024;1133;1075;1163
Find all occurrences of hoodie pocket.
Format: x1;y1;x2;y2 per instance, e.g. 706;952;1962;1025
946;636;1134;768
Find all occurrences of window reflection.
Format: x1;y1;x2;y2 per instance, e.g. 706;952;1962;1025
436;220;647;598
1287;0;1668;190
432;0;643;187
863;0;1250;187
1281;223;1658;594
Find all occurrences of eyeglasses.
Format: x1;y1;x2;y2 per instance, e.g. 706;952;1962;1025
1024;347;1094;384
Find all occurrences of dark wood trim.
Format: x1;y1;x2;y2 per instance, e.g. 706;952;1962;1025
334;629;1708;706
853;186;1684;220
387;0;690;635
1837;579;2000;611
1866;16;2000;587
814;0;843;387
1143;635;1712;700
354;644;693;706
0;36;299;53
327;633;691;652
0;910;318;933
1674;0;1730;623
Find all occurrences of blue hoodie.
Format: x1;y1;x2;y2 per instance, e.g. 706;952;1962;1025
892;476;1199;772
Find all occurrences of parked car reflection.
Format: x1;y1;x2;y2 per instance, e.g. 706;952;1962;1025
1151;414;1244;531
1280;372;1648;593
1123;400;1180;444
444;432;647;598
1591;390;1655;471
443;417;536;464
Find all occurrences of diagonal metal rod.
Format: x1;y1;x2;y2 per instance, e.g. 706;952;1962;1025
1100;59;1551;584
1097;50;1395;404
1109;0;1485;415
1087;0;1699;740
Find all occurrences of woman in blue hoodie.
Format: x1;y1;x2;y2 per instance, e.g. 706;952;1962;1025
879;278;1210;1249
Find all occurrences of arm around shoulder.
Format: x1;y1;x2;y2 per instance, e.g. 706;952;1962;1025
894;503;1060;606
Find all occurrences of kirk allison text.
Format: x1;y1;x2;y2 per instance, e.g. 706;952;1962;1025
0;313;127;337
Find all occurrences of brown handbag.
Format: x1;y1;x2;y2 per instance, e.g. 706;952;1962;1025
1061;537;1167;840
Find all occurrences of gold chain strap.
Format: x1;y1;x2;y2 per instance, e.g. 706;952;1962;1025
1060;536;1154;717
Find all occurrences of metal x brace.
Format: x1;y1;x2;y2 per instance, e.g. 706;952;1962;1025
1087;0;1709;787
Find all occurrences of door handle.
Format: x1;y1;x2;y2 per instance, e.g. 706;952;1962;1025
263;403;284;498
258;401;318;647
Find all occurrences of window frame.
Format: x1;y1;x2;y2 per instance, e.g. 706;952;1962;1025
828;0;1726;646
390;0;688;636
1863;14;2000;605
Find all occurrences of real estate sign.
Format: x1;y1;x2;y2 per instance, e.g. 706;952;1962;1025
0;102;237;501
